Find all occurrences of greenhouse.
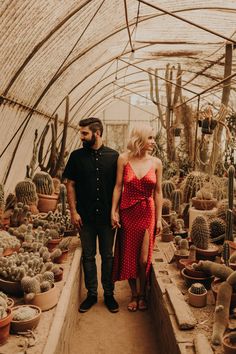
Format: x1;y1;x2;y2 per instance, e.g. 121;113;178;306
0;1;236;353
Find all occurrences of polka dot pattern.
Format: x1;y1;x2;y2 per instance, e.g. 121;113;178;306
113;162;157;282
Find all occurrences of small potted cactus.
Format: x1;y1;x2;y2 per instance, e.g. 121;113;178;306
33;172;58;213
0;296;12;344
10;304;41;333
223;331;236;354
174;239;189;269
188;282;207;307
192;186;217;210
160;220;173;242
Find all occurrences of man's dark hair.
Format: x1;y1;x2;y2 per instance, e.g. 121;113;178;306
79;117;103;136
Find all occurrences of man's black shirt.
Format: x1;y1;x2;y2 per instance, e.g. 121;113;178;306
62;145;119;224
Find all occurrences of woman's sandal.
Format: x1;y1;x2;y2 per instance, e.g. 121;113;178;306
127;295;138;312
138;295;148;311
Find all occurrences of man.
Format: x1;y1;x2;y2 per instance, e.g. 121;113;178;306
63;117;119;313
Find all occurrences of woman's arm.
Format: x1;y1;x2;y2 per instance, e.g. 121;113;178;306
111;154;126;228
154;157;163;234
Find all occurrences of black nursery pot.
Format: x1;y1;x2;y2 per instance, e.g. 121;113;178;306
201;118;217;134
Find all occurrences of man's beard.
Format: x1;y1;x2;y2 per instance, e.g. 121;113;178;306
82;133;96;148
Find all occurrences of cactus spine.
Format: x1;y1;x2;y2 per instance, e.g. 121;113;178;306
225;165;235;241
190;216;210;250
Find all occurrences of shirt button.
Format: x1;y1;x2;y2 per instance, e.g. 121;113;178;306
96;209;99;212
97;188;99;191
96;158;98;161
97;198;99;201
96;168;99;171
97;178;99;181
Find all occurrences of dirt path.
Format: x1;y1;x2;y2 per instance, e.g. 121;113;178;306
70;260;160;354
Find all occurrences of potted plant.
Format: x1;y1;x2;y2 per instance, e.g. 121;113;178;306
10;304;41;333
191;187;217;210
223;331;236;354
188;283;207;307
33;172;58;213
50;237;72;263
0;297;12;344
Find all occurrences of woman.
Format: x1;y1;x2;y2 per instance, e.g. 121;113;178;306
111;124;163;311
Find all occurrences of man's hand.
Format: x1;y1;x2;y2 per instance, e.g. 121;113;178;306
71;211;83;230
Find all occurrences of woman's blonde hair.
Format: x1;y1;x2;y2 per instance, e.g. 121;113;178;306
127;123;154;157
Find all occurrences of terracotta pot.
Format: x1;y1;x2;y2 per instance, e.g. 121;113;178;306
63;228;78;237
196;244;219;261
54;267;64;282
0;308;12;344
181;268;214;290
178;259;198;272
174;252;189;269
184;264;207;278
173;230;188;239
191;197;217;210
37;193;58;213
7;298;14;308
223;332;236;354
54;250;68;264
10;305;41;333
211;278;236;309
24;284;59;311
188;288;207;308
0;278;23;297
47;237;62;252
161;231;173;242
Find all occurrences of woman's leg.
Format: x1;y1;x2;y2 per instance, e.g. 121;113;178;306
139;230;150;310
127;278;138;311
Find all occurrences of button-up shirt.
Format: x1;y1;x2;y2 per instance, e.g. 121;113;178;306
62;145;119;224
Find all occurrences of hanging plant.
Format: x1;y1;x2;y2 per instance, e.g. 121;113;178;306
200;104;218;135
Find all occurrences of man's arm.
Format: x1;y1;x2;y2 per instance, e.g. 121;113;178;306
66;179;83;229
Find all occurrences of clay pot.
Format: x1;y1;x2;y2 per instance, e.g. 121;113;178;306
191;197;217;210
54;250;68;264
7;298;14;308
184;264;207;278
47;237;62;252
173;230;188;239
211;278;236;309
195;244;219;261
24;284;59;311
10;305;41;333
37;193;58;213
181;268;214;290
178;259;198;271
161;231;173;242
188;288;207;308
54;267;64;282
0;278;23;297
0;308;12;344
222;332;236;354
174;252;189;269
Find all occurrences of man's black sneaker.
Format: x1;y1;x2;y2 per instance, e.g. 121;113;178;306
104;295;119;313
79;295;97;313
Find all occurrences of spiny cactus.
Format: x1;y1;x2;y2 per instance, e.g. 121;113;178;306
189;283;206;295
21;276;41;296
211;281;232;345
50;248;62;261
33;171;54;195
59;184;67;216
12;306;39;321
162;198;172;215
193;260;233;280
222;242;230;267
179;239;189;256
182;171;207;203
190;216;210;250
58;237;72;251
171;189;182;214
162;180;176;200
15;179;38;207
40;280;52;292
189;245;196;261
209;217;226;238
225;165;235;241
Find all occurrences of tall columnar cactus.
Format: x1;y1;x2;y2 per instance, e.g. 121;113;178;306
59;184;67;216
33;171;54;195
162;198;172;215
190;216;210;250
162;180;176;200
15;179;38;206
182;171;206;203
0;184;4;210
211;281;232;345
189;283;206;295
171;189;182;214
225;165;235;241
222;242;230;267
189;245;196;261
193;260;233;280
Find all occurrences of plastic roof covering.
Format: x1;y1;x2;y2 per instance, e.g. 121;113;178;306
0;0;236;191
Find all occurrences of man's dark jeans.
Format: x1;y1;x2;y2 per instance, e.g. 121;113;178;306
79;222;115;297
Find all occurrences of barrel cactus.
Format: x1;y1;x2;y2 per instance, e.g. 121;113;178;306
189;283;206;295
171;189;182;214
209;217;226;238
162;180;176;200
162;198;172;215
33;172;54;195
15;179;38;208
190;215;210;250
182;171;207;203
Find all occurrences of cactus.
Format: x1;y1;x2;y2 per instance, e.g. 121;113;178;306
174;235;182;246
0;184;4;210
211;281;232;345
196;187;213;200
230;250;236;263
182;171;207;203
189;245;196;261
190;216;210;250
12;306;38;321
179;239;189;256
189;283;206;295
33;172;54;195
50;248;62;261
226;271;236;288
21;276;41;296
171;189;182;214
58;237;72;251
162;180;176;200
193;260;233;280
209;217;226;238
42;271;54;284
162;198;172;215
59;184;67;216
40;281;52;292
225;165;235;241
15;179;38;206
222;242;230;267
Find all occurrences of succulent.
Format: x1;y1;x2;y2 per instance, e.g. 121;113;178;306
12;306;38;321
182;171;207;203
170;189;182;214
189;283;206;295
58;237;72;251
162;180;176;200
222;242;230;267
50;248;62;261
179;239;189;256
162;199;172;215
189;245;196;261
209;217;226;238
193;260;233;280
15;179;38;206
33;171;54;195
40;281;52;292
190;216;210;250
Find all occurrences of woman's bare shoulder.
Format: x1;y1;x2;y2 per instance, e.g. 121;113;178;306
119;152;129;164
151;156;162;168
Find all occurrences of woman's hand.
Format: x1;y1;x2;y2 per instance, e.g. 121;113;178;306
155;220;162;236
111;211;121;229
71;211;83;230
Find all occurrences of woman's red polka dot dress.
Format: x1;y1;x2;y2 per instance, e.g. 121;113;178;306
113;162;156;281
